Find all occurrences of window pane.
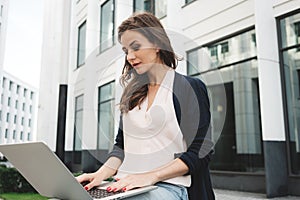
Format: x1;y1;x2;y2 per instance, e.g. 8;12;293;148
187;50;199;75
98;101;115;150
99;82;114;102
134;0;152;13
74;95;84;150
282;48;300;175
74;110;83;150
98;82;115;150
203;60;264;172
188;29;263;173
155;0;167;18
185;0;194;4
134;0;166;18
280;12;300;48
100;0;114;52
77;21;86;67
187;30;257;75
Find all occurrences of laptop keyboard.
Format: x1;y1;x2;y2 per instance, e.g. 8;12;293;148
87;188;124;198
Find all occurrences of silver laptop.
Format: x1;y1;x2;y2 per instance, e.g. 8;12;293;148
0;142;157;200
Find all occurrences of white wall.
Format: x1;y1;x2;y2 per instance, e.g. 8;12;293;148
37;0;72;150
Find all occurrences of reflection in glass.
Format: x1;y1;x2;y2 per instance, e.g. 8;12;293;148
282;48;300;175
280;12;300;49
77;21;86;67
280;12;300;175
187;29;257;74
98;82;115;150
100;0;114;52
133;0;167;18
74;95;84;151
187;29;264;172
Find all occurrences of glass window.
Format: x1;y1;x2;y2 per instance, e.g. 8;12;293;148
20;131;23;140
185;0;195;4
279;12;300;175
187;29;264;173
280;15;300;48
16;85;20;94
74;95;84;151
5;129;8;139
9;81;13;91
14;115;16;124
0;110;2;121
134;0;167;18
30;91;34;100
187;29;257;75
2;77;5;88
27;132;31;141
6;113;9;122
77;21;86;67
98;81;115;150
24;88;27;97
0;5;3;17
13;130;16;140
7;97;10;106
100;0;115;52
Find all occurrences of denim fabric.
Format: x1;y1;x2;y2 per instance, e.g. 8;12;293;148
123;182;189;200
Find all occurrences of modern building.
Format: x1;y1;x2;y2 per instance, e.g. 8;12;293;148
0;0;8;84
0;71;38;145
37;0;300;197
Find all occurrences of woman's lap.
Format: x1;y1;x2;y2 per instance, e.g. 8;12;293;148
123;182;189;200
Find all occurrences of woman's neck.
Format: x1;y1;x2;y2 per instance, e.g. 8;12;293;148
147;64;171;85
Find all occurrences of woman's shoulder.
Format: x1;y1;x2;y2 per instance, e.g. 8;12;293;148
174;72;207;91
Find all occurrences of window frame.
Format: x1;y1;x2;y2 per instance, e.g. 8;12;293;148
76;20;87;68
186;27;265;173
73;94;84;151
133;0;167;19
100;0;115;53
276;8;300;176
97;81;115;150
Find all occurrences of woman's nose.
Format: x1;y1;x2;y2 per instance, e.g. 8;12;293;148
126;50;136;61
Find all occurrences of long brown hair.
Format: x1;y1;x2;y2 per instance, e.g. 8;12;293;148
118;12;179;113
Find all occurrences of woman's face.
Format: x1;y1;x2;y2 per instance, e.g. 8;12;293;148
120;30;162;75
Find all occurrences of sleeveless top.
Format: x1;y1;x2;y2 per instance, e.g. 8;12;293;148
116;70;191;187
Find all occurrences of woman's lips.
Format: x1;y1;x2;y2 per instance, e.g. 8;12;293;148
132;63;141;68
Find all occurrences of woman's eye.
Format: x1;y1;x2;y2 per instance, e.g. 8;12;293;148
131;44;140;51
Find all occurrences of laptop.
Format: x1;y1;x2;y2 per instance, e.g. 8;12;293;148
0;142;157;200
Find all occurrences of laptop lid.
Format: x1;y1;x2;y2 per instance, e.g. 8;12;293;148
0;142;157;200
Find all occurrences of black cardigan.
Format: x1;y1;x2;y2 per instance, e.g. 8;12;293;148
109;72;215;200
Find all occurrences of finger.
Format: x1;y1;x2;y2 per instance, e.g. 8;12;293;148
123;183;136;191
75;174;88;183
85;180;98;191
108;180;128;192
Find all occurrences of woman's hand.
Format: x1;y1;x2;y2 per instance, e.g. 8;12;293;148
107;172;159;192
76;157;122;191
76;172;104;191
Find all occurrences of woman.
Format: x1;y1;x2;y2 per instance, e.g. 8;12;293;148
77;12;215;200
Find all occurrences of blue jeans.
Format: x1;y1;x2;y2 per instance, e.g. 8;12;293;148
124;182;189;200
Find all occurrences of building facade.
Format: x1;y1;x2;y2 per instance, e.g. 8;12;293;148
0;71;38;144
0;0;8;86
38;0;300;197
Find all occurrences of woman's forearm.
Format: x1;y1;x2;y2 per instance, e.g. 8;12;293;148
96;156;122;179
150;158;189;183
